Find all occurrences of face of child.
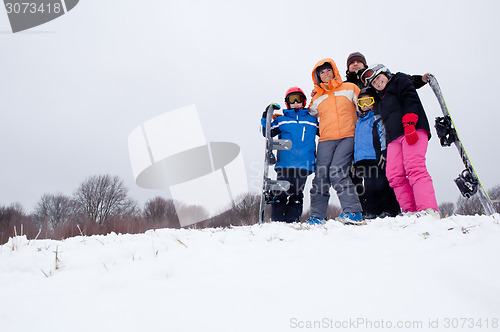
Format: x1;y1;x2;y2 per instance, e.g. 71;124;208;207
358;94;374;111
349;61;365;73
319;68;334;83
290;101;303;109
371;74;389;91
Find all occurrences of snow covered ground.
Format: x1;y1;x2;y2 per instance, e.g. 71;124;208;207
1;214;500;332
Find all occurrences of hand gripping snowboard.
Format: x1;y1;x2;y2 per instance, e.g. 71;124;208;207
259;104;292;223
428;74;496;215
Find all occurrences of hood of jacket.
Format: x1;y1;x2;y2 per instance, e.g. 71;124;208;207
311;58;343;93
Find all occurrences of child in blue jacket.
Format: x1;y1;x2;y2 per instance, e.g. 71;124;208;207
353;87;400;218
261;87;319;222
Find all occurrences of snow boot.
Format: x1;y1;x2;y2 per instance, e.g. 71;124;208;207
305;217;326;225
336;212;364;225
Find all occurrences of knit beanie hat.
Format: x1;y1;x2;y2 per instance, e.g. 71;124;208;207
347;52;367;68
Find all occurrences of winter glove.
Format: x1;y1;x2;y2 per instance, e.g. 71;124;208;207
402;113;419;145
262;103;281;118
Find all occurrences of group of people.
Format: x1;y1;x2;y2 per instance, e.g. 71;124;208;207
261;52;440;224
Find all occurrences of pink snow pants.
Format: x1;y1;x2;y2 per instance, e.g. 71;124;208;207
386;130;439;212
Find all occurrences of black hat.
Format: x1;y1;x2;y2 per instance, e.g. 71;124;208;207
359;86;378;100
347;52;367;68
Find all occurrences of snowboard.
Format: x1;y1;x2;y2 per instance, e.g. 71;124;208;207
427;74;496;215
259;104;292;223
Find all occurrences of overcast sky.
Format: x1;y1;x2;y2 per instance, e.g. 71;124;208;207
1;0;499;213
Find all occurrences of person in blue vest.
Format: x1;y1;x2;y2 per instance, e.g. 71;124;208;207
353;87;400;218
261;87;319;222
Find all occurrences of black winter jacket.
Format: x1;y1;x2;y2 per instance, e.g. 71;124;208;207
373;72;431;144
345;70;427;90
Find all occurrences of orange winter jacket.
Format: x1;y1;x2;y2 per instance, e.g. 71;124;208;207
309;58;360;142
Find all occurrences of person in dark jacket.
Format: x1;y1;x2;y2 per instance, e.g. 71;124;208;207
345;52;430;90
361;64;439;218
353;87;400;218
261;87;319;222
310;52;431;99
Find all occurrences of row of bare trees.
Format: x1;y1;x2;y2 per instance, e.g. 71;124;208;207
31;175;141;230
0;174;264;245
1;174;499;244
438;185;500;218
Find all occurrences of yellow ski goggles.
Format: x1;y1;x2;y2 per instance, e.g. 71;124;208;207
357;96;375;108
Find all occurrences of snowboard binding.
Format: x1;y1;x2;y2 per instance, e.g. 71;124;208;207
263;179;290;204
263;190;276;204
454;169;478;198
435;116;457;147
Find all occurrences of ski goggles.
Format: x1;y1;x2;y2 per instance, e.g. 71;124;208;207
286;93;305;104
361;69;376;86
357;97;375;108
361;64;386;86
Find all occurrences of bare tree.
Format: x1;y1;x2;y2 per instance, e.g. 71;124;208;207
143;196;179;227
176;204;209;226
229;193;260;225
0;203;36;244
455;184;500;216
74;174;138;225
34;193;76;229
488;185;500;213
455;193;485;216
438;202;455;218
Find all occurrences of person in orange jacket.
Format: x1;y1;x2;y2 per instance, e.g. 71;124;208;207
306;58;363;224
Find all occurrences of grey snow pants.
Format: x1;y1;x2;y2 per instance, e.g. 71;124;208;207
310;137;362;219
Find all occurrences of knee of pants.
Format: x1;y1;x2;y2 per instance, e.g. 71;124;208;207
310;182;331;196
329;162;351;178
386;163;406;185
330;168;354;191
404;159;430;185
315;163;330;177
388;175;409;189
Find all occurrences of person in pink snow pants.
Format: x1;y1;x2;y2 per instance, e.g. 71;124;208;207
361;64;439;217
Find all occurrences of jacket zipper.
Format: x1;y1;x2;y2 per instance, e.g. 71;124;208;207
302;126;305;141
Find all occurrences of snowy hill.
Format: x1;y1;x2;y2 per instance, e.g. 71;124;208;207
1;214;499;332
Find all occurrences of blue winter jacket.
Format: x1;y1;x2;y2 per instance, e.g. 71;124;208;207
354;111;386;163
261;108;318;171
